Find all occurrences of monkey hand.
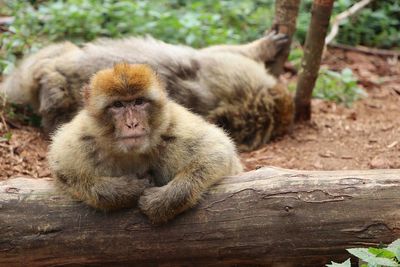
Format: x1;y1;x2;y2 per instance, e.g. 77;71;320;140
116;174;153;197
86;175;153;211
138;185;180;224
260;30;289;62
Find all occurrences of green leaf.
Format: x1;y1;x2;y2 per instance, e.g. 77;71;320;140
2;132;12;141
326;259;351;267
347;248;399;266
388;239;400;250
387;239;400;260
368;247;396;259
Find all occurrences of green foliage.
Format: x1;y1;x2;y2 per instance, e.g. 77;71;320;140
313;68;366;107
1;0;398;75
335;0;400;49
297;0;400;48
328;239;400;267
349;248;399;267
287;46;304;70
326;259;351;267
2;103;41;127
0;0;276;74
287;66;366;106
1;132;12;142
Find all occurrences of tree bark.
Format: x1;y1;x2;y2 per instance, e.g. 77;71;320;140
268;0;300;77
1;167;399;267
294;0;334;122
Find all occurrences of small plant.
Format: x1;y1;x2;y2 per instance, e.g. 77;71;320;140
287;67;366;106
1;131;12;142
327;239;400;267
288;46;304;70
313;67;367;107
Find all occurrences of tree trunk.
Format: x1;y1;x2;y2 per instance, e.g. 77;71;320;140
294;0;334;122
268;0;300;77
1;167;399;267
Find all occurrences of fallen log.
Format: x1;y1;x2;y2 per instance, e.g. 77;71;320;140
1;167;399;267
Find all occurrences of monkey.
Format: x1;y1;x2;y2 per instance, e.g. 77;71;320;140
48;63;243;224
1;31;294;151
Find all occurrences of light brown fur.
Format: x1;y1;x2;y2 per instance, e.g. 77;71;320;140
48;63;242;224
2;32;293;151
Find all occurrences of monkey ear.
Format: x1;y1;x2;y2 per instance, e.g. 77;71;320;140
82;84;91;105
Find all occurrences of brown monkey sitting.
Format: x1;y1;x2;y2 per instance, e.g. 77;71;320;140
48;63;243;224
2;32;293;151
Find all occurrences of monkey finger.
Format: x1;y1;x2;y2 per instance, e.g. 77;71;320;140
264;30;278;39
271;33;289;43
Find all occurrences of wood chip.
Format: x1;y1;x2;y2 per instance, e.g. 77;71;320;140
369;156;390;169
341;156;353;159
387;141;398;148
319;151;336;158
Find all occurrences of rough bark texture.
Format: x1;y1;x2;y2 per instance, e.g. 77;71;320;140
268;0;300;77
1;167;400;267
295;0;334;121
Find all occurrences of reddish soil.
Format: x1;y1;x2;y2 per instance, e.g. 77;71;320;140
0;48;399;180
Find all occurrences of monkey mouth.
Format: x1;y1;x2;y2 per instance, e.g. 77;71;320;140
119;134;147;140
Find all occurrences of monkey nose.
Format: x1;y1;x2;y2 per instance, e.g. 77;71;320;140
126;122;139;129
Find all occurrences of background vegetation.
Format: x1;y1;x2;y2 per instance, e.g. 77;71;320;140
328;239;400;267
0;0;398;104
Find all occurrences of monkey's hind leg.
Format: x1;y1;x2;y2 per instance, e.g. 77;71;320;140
201;31;288;64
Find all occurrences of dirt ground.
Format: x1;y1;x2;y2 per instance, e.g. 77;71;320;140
0;48;399;180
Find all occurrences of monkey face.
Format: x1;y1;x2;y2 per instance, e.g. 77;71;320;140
108;97;152;152
84;64;168;153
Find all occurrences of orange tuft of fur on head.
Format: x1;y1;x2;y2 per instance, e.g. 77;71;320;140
90;63;157;98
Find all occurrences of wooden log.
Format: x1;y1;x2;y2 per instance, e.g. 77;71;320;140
1;167;399;267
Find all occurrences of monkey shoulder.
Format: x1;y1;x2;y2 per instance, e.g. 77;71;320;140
161;102;240;168
48;110;100;174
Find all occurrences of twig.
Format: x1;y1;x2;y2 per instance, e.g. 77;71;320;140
0;16;14;25
0;94;10;133
325;0;373;45
328;43;400;58
0;113;9;133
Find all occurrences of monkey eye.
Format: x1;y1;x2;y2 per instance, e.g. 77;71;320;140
134;97;145;106
112;101;124;108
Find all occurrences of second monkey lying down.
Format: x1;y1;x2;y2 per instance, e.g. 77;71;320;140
48;63;243;224
1;32;294;151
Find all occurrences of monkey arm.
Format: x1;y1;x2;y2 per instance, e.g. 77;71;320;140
139;156;238;224
58;174;152;211
138;169;207;224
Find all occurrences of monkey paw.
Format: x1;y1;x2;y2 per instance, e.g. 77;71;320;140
139;186;173;224
261;30;289;61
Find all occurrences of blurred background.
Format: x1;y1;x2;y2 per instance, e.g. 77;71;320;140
1;0;399;74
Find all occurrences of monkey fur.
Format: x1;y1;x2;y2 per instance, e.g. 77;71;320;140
1;32;294;151
48;63;243;224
